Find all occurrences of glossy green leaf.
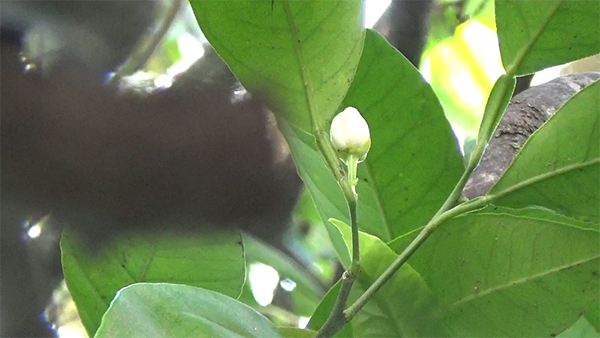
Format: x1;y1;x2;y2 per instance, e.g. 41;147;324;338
488;80;600;223
309;219;447;337
496;0;600;76
400;207;599;337
95;283;281;338
344;29;464;241
61;230;244;336
190;0;364;132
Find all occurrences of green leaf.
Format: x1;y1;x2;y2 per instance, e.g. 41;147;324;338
294;187;324;225
344;29;464;241
585;299;600;332
190;0;364;267
190;0;364;132
496;0;600;76
279;120;352;267
400;207;600;337
475;74;516;148
307;281;354;338
278;327;317;338
95;283;282;338
465;0;496;30
557;315;599;338
479;205;599;232
61;230;245;336
309;219;447;337
488;80;600;223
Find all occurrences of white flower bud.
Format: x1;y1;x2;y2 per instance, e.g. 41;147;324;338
330;107;371;162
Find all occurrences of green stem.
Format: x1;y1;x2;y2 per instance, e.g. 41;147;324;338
309;10;514;336
283;3;362;335
315;266;356;338
432;161;476;219
347;155;359;197
348;196;360;271
315;124;490;336
346;155;360;275
340;72;517;329
315;157;360;338
340;133;493;325
344;196;487;320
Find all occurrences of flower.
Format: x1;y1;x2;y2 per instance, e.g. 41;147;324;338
330;106;371;162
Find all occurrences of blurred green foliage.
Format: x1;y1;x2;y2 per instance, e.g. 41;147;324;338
61;1;599;337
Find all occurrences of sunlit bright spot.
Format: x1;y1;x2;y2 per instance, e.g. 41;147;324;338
178;33;205;59
154;74;173;89
313;263;324;273
23;63;38;73
45;280;87;338
460;21;504;83
439;45;452;58
280;278;296;292
167;33;205;77
57;327;82;338
364;0;391;28
449;70;484;107
450;123;466;154
119;70;157;92
104;71;116;83
22;216;50;240
421;57;432;83
461;21;495;47
298;316;310;329
230;85;249;104
531;64;562;86
561;54;600;75
27;224;42;239
249;263;280;307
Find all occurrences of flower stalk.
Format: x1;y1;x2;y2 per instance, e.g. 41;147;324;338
315;107;370;338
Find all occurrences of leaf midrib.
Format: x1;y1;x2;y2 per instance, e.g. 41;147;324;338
282;1;320;133
488;158;600;201
449;254;599;309
506;0;563;75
